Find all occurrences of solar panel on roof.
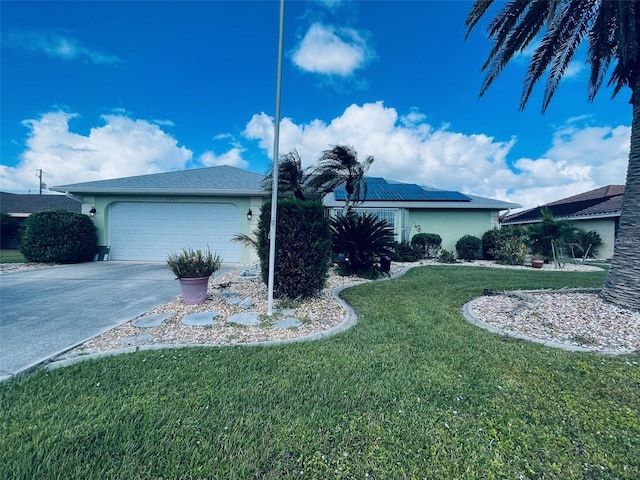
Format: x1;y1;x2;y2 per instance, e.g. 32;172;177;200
333;178;470;202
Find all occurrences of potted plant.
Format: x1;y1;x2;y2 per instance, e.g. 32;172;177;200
167;247;222;304
531;256;544;269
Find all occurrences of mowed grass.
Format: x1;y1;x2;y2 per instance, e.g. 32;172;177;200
1;266;638;479
0;249;26;263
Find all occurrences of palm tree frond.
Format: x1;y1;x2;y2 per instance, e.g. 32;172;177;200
465;0;495;39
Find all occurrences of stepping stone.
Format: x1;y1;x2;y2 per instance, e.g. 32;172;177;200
132;313;171;328
239;297;254;309
273;308;296;316
181;312;220;326
274;317;302;329
227;312;261;326
226;297;242;305
239;269;258;278
119;333;154;346
221;291;239;297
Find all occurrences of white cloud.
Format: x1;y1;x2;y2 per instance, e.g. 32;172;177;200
563;61;585;79
199;148;249;169
5;30;123;65
291;23;373;76
1;111;192;192
244;101;629;210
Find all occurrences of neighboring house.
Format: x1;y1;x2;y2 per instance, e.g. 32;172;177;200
0;192;82;248
324;177;521;253
51;167;519;263
51;166;267;264
501;185;624;259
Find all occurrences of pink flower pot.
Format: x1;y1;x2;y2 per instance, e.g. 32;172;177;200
179;276;210;305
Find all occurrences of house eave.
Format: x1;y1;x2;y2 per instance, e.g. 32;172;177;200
502;211;621;225
49;187;268;197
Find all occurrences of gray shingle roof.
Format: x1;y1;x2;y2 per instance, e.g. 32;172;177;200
0;192;82;214
50;165;266;196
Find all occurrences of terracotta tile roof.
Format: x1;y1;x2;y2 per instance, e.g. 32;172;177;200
502;185;624;224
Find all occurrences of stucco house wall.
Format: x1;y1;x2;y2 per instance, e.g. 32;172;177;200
407;209;498;253
567;217;617;260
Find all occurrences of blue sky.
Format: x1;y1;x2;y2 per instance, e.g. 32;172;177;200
0;0;631;210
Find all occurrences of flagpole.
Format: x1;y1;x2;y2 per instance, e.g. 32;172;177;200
267;0;285;316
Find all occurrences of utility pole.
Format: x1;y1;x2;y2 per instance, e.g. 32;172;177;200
37;169;47;194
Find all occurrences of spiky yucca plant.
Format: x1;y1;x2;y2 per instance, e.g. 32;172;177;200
331;212;395;278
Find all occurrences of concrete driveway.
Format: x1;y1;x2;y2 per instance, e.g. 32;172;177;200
0;261;231;381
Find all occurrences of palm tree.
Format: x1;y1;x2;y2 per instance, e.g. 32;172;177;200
466;0;640;311
309;145;374;215
261;149;311;201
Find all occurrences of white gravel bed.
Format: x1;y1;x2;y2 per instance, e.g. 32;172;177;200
0;262;54;274
470;292;640;353
66;266;376;356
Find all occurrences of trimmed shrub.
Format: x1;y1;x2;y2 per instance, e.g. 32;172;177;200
331;212;395;278
438;248;456;263
495;236;528;265
481;228;502;260
19;210;97;263
455;234;482;261
411;232;442;258
389;241;422;262
256;199;331;299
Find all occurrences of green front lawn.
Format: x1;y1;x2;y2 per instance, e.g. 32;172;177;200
1;266;638;479
0;249;26;263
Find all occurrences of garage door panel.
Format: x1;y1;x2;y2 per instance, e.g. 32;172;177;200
109;202;241;262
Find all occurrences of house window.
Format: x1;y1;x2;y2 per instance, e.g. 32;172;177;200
331;208;398;238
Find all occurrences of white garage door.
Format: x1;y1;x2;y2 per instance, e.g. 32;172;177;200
109;202;241;262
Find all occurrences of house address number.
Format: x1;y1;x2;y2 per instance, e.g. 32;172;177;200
165;196;179;202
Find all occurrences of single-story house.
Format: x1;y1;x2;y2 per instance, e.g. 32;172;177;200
325;177;520;253
501;185;624;259
51;166;520;263
51;166;267;264
0;192;82;248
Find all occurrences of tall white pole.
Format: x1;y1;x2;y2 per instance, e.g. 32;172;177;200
267;0;285;316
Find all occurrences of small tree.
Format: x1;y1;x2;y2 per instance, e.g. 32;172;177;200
309;145;374;215
256;199;331;299
527;208;576;261
19;210;97;263
455;234;482;261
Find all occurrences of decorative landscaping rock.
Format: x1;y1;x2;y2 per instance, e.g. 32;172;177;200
227;312;261;326
274;317;302;329
239;297;254;309
221;291;239;297
181;312;220;326
239;269;258;278
132;313;172;328
226;297;242;305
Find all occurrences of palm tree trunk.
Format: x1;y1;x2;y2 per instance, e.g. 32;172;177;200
600;78;640;311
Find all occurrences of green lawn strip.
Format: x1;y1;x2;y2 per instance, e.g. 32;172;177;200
1;266;638;479
0;249;26;263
